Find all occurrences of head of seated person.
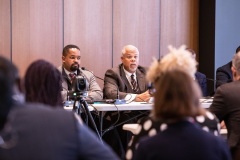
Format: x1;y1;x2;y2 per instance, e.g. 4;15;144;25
24;59;63;107
150;70;201;122
147;45;197;81
147;45;197;93
146;45;206;121
125;46;221;160
0;56;21;130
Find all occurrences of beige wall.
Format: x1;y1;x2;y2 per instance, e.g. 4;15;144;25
160;0;199;58
11;0;63;77
0;0;11;59
0;0;199;87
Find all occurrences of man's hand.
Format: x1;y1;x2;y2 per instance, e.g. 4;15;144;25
134;90;151;102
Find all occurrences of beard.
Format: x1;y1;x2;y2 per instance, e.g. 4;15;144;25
70;63;79;71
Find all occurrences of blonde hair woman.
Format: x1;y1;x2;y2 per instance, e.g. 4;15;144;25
126;45;229;160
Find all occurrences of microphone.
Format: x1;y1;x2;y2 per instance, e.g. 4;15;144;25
203;77;231;82
81;67;104;81
81;67;126;104
206;78;216;82
206;77;232;83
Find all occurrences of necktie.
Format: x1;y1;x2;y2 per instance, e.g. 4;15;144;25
69;73;76;82
131;74;139;93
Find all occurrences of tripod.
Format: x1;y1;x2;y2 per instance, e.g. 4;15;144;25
72;96;102;142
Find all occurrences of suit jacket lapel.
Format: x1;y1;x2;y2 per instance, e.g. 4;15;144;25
119;64;134;93
136;69;146;92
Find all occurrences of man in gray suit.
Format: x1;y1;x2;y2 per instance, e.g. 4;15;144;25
59;44;103;102
210;50;240;158
104;45;151;102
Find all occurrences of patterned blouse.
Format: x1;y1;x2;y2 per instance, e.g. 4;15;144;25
125;111;220;160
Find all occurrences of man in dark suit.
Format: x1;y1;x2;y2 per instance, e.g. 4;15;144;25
104;45;150;102
195;72;208;97
103;45;151;158
186;48;208;97
216;61;233;89
216;45;240;89
210;50;240;157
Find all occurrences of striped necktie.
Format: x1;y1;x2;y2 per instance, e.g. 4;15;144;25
69;73;76;82
131;74;139;93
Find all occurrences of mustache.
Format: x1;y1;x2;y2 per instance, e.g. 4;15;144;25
70;63;79;71
71;63;79;67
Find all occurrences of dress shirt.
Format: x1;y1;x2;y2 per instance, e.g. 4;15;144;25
123;67;137;102
63;68;77;80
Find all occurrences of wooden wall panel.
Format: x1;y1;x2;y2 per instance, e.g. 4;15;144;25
113;0;160;68
0;0;11;59
4;0;198;84
12;0;63;77
160;0;199;59
64;0;112;86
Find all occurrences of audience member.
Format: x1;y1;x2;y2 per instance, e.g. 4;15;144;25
126;45;223;160
103;45;150;158
216;45;240;89
59;44;103;102
132;69;231;159
24;59;63;107
186;48;208;96
0;56;119;160
210;50;240;158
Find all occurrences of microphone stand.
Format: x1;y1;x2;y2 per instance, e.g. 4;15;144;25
81;67;128;136
69;76;102;142
81;67;126;104
72;95;103;143
102;110;149;136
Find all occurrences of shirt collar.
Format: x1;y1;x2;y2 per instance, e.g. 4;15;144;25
123;67;136;77
123;67;137;83
63;68;77;79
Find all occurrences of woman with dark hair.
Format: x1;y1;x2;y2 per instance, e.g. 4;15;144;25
24;59;63;107
0;56;119;160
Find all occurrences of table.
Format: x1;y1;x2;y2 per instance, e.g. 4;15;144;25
200;97;213;109
64;99;212;138
64;99;211;111
89;102;152;111
64;102;152;111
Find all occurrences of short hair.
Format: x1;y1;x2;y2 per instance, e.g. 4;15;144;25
146;45;197;83
0;56;19;130
232;52;240;74
62;44;80;56
152;70;201;121
121;45;139;57
24;59;63;107
236;45;240;53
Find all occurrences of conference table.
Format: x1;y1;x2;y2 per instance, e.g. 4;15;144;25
64;98;212;138
64;102;153;137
